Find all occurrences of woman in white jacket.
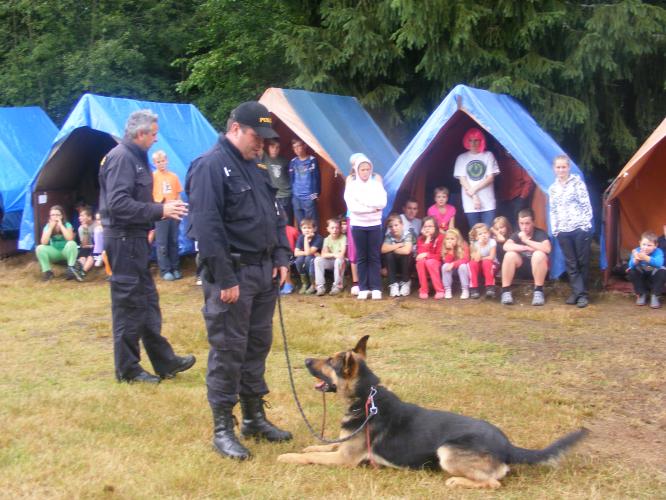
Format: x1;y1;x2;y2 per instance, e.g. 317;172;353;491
344;153;387;299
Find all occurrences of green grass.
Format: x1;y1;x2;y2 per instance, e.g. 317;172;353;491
1;254;665;498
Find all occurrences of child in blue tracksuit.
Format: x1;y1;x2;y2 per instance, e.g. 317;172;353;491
627;230;665;309
289;138;320;228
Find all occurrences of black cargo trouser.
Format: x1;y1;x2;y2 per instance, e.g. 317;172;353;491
106;235;177;380
202;258;277;408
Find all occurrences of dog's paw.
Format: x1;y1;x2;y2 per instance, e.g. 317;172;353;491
303;444;338;453
277;453;303;464
445;477;500;489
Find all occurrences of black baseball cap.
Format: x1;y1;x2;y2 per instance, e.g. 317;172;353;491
229;101;279;139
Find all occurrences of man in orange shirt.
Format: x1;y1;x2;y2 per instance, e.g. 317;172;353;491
152;150;183;280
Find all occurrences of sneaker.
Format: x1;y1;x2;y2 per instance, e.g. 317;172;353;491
350;285;360;296
576;296;589;308
399;281;411;297
329;286;342;295
419;292;428;299
316;286;326;296
195;275;203;286
371;290;382;300
650;294;661;309
93;255;103;267
357;290;369;300
42;270;54;282
67;265;84;282
173;270;183;280
389;283;400;297
280;282;294;295
532;290;545;306
565;293;578;305
305;285;316;295
485;286;496;299
434;291;445;299
444;289;452;299
501;291;514;305
162;272;175;281
636;294;647;306
470;288;480;299
299;283;308;294
460;289;470;300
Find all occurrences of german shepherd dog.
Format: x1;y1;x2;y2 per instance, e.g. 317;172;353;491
278;336;588;489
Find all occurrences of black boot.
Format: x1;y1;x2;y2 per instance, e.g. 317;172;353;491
211;406;251;460
240;396;293;442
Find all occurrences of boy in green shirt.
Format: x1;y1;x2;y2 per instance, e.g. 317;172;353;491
313;218;347;295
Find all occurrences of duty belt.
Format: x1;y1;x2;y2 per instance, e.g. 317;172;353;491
104;227;149;238
230;247;274;266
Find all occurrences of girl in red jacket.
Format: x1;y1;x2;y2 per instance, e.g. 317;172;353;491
441;228;471;299
415;216;445;299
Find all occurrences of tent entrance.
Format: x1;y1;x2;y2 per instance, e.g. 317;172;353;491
391;110;544;236
32;127;118;238
271;119;346;232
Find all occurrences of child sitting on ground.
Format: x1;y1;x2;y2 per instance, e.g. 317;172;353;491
627;231;665;309
294;218;323;294
491;216;512;268
415;216;444;299
441;228;471;299
468;223;498;299
313;218;347;296
427;186;456;233
76;206;95;276
381;213;415;297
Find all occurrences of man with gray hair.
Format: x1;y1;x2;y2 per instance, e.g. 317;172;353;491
99;109;195;384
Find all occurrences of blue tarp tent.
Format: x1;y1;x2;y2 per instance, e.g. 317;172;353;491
0;107;57;234
260;88;398;227
18;94;218;253
383;84;589;279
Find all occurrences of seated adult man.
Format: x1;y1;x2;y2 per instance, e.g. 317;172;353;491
500;208;552;306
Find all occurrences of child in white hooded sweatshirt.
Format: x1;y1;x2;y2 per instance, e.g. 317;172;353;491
344;153;387;300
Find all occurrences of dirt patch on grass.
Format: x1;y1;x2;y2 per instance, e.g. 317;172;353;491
462;286;666;472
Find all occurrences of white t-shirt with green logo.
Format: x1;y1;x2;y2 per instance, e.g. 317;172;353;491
453;150;500;213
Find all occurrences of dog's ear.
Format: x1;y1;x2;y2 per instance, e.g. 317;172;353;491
343;351;358;377
352;335;369;358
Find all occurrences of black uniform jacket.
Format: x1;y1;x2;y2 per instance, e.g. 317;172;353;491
186;135;290;289
98;139;163;234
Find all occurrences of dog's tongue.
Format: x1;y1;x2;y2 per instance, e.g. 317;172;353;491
314;379;326;390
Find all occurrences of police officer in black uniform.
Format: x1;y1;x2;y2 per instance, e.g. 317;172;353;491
99;109;196;384
186;102;292;460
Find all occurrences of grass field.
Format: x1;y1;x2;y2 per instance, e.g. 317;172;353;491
1;254;665;499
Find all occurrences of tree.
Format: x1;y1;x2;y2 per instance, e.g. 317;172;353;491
175;0;299;128
0;0;200;122
279;0;666;173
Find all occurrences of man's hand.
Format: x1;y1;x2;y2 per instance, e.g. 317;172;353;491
220;285;240;304
163;200;189;220
272;266;288;286
518;231;531;244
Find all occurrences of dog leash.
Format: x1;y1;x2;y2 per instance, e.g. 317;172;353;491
276;291;378;445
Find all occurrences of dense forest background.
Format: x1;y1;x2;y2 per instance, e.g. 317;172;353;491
1;0;664;185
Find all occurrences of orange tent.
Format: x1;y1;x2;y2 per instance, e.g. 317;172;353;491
258;88;398;231
602;117;666;285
